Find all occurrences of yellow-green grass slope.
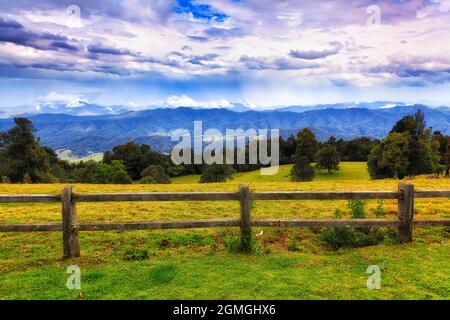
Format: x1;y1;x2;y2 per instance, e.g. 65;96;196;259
0;162;449;299
172;161;370;184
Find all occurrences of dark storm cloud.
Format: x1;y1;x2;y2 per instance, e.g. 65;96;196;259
187;35;209;42
0;16;77;52
87;44;136;56
0;17;24;29
50;41;79;51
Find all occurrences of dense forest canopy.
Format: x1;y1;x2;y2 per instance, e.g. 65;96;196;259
368;110;449;179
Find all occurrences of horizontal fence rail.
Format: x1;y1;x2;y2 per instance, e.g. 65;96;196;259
0;194;62;203
251;191;400;200
73;192;240;202
2;190;449;203
0;184;450;258
413;190;450;198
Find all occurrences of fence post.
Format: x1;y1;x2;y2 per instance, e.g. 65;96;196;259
397;183;414;243
239;185;252;253
62;186;80;258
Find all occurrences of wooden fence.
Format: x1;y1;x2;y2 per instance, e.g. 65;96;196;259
0;184;450;258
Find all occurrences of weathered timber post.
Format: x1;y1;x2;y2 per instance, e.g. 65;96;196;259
239;185;252;253
397;183;414;243
62;186;80;258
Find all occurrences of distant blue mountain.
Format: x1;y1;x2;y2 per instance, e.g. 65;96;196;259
0;104;449;156
0;101;131;117
35;101;131;116
273;101;406;112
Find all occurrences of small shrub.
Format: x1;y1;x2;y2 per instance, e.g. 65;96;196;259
320;227;384;250
123;247;149;261
381;229;398;244
223;235;240;253
347;199;367;218
334;208;344;219
373;200;386;218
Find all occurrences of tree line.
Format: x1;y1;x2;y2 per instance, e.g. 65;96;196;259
368;110;449;179
1;112;449;184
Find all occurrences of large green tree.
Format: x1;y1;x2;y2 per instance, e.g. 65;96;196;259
290;128;318;181
378;132;410;179
445;138;450;176
315;144;340;173
92;160;132;184
199;164;235;183
294;128;319;163
368;110;438;179
0;118;53;183
291;156;315;181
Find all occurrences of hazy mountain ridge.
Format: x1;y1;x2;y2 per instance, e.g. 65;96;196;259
0;100;253;117
0;104;449;156
36;101;131;116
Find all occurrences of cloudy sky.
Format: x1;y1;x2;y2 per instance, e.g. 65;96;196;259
1;0;450;109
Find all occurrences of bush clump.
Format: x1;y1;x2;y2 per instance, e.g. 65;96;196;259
200;164;235;183
140;165;171;184
93;160;132;184
320;199;386;250
320;227;385;250
373;200;386;218
347;199;367;218
223;235;240;253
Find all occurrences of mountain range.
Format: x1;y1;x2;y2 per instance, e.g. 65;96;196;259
0;100;253;117
0;103;449;157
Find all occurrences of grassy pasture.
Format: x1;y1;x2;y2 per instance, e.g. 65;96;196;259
0;162;449;299
171;162;370;184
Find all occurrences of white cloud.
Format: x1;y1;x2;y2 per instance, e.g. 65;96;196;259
35;92;88;110
37;92;85;103
164;95;198;107
162;95;232;108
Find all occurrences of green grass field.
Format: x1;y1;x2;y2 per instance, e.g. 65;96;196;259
58;152;103;163
0;162;449;300
172;162;370;184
